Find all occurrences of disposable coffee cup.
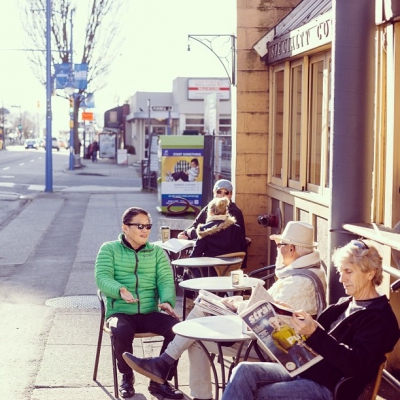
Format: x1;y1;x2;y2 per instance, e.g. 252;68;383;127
231;270;249;287
161;226;170;243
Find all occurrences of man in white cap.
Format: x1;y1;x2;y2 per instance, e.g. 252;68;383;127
269;221;327;317
178;179;245;240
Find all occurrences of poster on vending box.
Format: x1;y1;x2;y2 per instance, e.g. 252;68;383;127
159;136;204;214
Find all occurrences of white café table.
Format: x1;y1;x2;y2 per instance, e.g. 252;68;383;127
179;276;264;320
173;315;256;400
171;256;243;278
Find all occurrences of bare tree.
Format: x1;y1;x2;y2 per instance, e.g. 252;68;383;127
20;0;124;155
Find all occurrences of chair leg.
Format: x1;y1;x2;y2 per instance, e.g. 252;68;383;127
93;316;105;380
111;337;119;399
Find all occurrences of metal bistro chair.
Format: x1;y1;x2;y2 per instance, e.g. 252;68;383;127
92;289;178;398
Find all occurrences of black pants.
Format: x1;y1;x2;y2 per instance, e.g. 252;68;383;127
107;312;179;377
172;171;188;181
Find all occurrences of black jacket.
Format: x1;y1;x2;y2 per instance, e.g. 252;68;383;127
185;201;245;240
190;216;246;258
301;295;399;398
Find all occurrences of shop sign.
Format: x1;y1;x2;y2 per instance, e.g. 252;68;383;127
267;12;333;64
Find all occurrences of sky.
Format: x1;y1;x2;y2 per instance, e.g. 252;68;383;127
0;0;236;132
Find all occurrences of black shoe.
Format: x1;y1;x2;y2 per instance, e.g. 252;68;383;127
122;352;171;384
119;372;135;398
148;380;183;399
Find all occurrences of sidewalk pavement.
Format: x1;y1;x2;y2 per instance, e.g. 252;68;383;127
0;158;197;400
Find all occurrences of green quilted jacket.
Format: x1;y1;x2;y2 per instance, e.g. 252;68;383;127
95;234;176;319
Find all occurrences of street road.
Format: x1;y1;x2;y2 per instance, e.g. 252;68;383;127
0;145;142;196
0;149;168;399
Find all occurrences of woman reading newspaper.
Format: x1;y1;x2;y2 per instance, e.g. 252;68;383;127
222;240;400;400
122;222;327;400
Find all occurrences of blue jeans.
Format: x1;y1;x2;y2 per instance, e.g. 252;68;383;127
222;362;333;400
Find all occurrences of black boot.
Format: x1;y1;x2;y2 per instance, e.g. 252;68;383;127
119;372;135;398
123;352;171;384
148;380;184;399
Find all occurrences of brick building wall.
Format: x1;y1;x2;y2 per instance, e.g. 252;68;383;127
236;0;301;270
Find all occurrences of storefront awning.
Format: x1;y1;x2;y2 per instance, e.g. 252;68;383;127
253;0;332;59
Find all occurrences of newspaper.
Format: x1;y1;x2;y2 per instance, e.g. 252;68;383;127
239;300;323;377
193;281;274;317
194;289;242;316
154;238;195;254
246;280;274;309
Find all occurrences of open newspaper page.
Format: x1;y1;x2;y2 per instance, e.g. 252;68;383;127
194;289;242;316
154;238;195;253
239;300;323;377
245;280;274;309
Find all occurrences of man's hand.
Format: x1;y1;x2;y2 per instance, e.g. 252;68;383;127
177;231;188;240
159;303;180;319
120;288;139;303
291;310;317;336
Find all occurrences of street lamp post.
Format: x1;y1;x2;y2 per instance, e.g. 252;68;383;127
45;0;53;192
187;34;237;86
147;99;151;158
64;8;76;171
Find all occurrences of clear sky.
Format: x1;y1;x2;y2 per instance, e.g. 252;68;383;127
0;0;236;132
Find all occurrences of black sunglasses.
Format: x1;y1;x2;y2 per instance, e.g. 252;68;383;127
216;189;230;195
125;223;152;230
350;239;369;250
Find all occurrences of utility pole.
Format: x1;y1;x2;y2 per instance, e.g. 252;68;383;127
45;0;53;192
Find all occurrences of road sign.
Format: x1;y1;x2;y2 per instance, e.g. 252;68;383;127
82;112;94;121
152;106;172;111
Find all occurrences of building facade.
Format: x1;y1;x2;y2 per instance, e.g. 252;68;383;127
236;0;400;371
124;77;232;162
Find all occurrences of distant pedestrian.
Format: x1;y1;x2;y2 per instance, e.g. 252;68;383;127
91;140;99;162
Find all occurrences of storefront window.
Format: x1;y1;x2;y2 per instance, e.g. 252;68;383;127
289;63;302;183
308;59;324;187
269;51;331;197
272;69;284;179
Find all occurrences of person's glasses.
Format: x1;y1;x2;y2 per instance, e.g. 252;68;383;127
216;189;230;195
350;239;369;250
277;243;289;249
125;223;152;230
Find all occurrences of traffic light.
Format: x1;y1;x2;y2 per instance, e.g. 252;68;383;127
18;125;22;132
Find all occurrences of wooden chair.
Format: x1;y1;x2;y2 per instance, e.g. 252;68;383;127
214;252;246;276
92;290;178;398
333;354;389;400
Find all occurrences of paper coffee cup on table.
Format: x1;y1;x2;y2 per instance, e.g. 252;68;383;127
231;270;249;287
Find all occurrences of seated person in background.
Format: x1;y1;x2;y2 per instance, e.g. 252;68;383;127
166;158;199;182
221;239;400;400
122;222;327;400
189;196;247;277
95;207;183;399
178;179;245;240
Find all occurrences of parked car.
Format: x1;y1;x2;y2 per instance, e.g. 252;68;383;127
52;137;60;151
25;139;39;150
59;138;68;149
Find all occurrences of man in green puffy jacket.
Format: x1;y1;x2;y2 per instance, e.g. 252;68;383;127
95;206;183;399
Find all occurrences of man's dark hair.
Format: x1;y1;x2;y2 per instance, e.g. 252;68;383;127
122;207;152;224
190;158;199;166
